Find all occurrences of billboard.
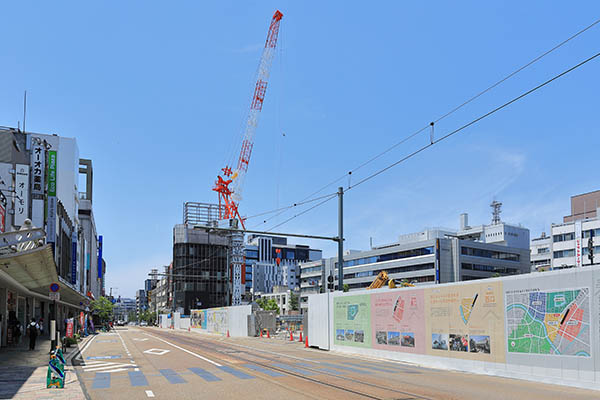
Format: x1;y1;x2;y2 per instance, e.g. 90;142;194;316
14;164;29;227
30;140;45;197
46;151;57;246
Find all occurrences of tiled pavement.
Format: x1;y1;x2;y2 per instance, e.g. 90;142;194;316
0;335;91;399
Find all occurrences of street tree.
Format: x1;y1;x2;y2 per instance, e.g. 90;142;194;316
91;296;114;322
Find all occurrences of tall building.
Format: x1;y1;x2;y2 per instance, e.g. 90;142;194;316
113;297;136;322
245;235;321;296
172;203;229;314
0;127;102;347
529;190;600;271
300;211;530;311
135;289;147;319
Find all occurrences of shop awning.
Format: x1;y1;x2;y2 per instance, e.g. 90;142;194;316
0;244;57;290
0;244;87;308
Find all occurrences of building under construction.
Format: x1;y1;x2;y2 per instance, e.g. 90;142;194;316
172;202;231;314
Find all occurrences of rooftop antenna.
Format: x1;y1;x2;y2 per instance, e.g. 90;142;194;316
491;200;502;225
23;90;27;134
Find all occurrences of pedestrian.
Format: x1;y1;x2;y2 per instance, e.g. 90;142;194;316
28;318;39;350
14;321;22;345
38;318;44;336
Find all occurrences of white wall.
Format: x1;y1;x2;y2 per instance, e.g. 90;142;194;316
308;266;600;391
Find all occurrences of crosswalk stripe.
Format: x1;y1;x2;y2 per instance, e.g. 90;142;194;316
270;363;317;376
82;362;119;369
296;363;346;375
189;367;221;382
242;364;285;377
159;369;186;384
317;362;373;374
92;372;111;389
217;365;254;380
84;364;137;372
129;371;149;387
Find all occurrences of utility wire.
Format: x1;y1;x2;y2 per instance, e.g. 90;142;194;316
245;192;337;221
347;50;600;191
270;50;600;230
265;193;338;232
248;18;600;228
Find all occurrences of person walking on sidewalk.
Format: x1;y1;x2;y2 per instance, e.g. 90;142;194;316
27;318;38;350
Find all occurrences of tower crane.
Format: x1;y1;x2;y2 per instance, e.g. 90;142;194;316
213;10;283;229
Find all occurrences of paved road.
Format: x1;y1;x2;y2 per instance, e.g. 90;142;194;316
73;327;599;400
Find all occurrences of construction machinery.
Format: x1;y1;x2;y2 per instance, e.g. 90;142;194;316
213;10;283;230
211;11;283;306
367;271;416;289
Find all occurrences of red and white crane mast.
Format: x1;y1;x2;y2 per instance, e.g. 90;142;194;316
213;10;283;229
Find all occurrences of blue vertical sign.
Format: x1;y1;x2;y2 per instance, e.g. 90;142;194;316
71;232;78;284
97;235;103;279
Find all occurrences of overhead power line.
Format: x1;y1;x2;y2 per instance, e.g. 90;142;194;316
266;50;600;231
248;17;600;229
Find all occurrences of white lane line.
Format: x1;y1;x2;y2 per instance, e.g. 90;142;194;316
79;334;98;355
145;390;155;398
143;333;222;367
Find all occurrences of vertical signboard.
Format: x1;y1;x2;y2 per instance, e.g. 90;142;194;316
71;232;78;285
0;192;6;233
575;221;582;267
97;235;103;279
30;140;45;196
46;151;58;247
14;164;30;227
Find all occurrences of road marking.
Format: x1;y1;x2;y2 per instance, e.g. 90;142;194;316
79;335;98;356
218;340;318;363
296;363;345;375
133;338;149;341
129;370;149;387
189;367;222;382
217;365;254;380
92;372;111;389
143;348;170;356
317;362;374;374
242;363;285;377
270;363;317;376
159;369;186;384
143;333;222;367
87;355;121;360
145;390;155;398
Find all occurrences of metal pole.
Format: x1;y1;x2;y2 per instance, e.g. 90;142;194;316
50;299;56;352
338;187;344;291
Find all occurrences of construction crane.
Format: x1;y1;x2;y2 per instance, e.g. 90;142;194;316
213;10;284;229
367;271;416;289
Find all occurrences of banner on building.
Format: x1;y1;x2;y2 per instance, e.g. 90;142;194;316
575;221;582;267
71;232;78;285
97;235;103;279
0;163;12;230
14;164;29;227
46;151;57;246
0;192;6;233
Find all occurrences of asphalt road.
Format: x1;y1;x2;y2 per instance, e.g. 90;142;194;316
73;327;599;400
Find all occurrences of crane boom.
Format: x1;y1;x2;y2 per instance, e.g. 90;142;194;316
213;10;283;229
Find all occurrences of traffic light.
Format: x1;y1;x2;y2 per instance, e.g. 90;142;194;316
327;275;334;290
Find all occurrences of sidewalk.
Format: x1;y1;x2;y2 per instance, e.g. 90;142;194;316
0;335;91;400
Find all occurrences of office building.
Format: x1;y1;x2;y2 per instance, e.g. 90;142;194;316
300;209;530;311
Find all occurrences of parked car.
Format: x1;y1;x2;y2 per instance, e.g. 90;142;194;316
140;321;148;326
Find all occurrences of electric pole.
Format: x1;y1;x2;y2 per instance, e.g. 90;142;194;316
338;187;344;291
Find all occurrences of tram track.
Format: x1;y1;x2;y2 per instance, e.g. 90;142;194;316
147;329;436;400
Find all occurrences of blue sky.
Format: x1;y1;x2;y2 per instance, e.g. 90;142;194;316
1;2;599;298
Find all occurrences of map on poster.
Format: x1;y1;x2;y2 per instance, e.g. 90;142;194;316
506;288;591;357
333;294;371;347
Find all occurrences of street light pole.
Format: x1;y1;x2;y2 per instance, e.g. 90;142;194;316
338;187;344;291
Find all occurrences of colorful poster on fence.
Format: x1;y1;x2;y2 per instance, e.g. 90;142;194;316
503;269;598;372
333;294;371;347
425;280;505;363
201;310;207;329
190;310;202;328
371;289;425;354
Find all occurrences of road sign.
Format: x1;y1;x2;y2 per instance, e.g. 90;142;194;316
49;292;60;301
50;283;60;292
